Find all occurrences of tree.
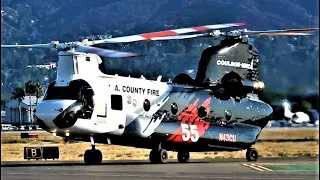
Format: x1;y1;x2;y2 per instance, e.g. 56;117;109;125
12;87;25;128
301;100;313;111
35;83;45;105
1;100;6;111
25;80;37;125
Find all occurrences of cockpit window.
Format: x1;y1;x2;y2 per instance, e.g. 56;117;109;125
44;86;81;100
44;81;85;100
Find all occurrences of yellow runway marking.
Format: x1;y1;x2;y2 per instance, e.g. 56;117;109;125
242;164;273;172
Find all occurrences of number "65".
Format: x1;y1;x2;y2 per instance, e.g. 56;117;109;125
181;124;199;142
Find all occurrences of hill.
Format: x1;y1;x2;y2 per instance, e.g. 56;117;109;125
1;0;319;101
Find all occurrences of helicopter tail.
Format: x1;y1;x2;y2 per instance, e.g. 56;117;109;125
194;38;260;86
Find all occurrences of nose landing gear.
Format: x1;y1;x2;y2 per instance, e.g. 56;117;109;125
84;136;103;165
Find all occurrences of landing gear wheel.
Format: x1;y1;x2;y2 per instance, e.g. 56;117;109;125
158;148;168;164
149;149;158;164
246;148;259;162
84;149;103;165
177;151;190;163
149;148;168;164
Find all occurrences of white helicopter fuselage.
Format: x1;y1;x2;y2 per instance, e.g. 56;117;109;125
34;50;273;140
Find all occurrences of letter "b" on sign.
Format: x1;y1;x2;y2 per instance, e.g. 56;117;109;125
31;149;37;157
25;147;42;160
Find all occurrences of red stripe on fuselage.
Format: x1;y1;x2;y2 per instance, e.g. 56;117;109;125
192;98;211;124
167;98;212;143
167;99;199;141
178;98;199;124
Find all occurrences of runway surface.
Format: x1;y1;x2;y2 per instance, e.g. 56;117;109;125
1;157;319;180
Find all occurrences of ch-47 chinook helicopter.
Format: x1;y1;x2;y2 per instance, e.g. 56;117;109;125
1;23;318;165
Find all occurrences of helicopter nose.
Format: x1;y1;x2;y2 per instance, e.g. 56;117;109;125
35;100;77;129
263;103;273;117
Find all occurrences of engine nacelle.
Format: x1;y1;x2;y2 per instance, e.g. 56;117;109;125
242;79;265;92
210;71;264;100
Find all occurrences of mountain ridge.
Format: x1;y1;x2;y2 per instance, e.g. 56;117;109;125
1;0;319;100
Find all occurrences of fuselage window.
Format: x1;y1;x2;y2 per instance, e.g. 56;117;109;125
143;99;151;111
111;95;123;110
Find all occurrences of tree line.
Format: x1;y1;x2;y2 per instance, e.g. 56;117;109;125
1;80;45;126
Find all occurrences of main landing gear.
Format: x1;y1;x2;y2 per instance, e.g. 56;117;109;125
149;146;190;164
149;148;168;164
246;147;259;162
84;136;103;165
177;151;190;163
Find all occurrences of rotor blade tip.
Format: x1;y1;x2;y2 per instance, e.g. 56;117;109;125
123;54;143;59
233;22;246;26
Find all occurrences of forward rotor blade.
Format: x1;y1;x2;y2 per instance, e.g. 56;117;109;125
88;22;245;44
75;45;140;58
243;28;319;36
149;33;210;40
1;43;53;49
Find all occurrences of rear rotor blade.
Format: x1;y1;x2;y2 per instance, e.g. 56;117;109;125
243;28;319;36
1;43;54;49
88;22;245;44
75;45;140;58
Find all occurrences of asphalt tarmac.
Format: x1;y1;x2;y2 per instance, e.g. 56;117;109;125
1;157;319;180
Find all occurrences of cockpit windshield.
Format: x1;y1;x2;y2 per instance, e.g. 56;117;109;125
44;81;87;100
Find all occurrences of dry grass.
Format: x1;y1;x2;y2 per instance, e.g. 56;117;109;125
1;141;318;161
1;131;62;141
1;128;319;161
259;128;319;140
